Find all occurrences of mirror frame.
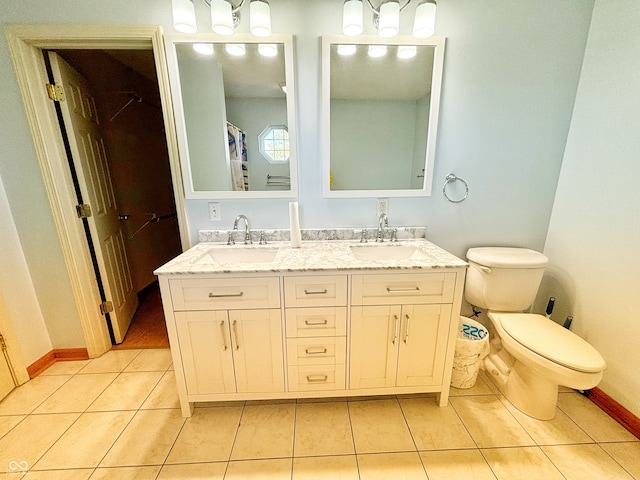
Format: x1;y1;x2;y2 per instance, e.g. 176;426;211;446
165;33;299;199
321;35;446;198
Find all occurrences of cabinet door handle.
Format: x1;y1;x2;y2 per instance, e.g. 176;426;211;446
386;286;420;293
404;314;410;345
232;320;240;350
304;289;328;295
305;347;328;355
219;320;228;351
209;291;244;298
393;314;400;345
306;374;328;383
304;318;328;326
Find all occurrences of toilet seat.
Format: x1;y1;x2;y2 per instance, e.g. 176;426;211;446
496;313;606;373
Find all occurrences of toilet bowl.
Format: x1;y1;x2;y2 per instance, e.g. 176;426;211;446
464;247;606;420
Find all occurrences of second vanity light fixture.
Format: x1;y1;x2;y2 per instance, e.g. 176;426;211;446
343;0;437;38
172;0;271;37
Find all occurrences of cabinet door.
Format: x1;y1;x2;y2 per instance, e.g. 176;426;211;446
350;305;401;389
229;309;285;394
396;304;452;387
175;311;236;395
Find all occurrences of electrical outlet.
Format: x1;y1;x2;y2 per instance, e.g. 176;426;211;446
376;198;388;217
208;202;221;221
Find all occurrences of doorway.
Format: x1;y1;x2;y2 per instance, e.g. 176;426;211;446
50;48;181;347
6;25;189;358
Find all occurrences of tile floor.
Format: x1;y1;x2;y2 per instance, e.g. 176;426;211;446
0;348;638;479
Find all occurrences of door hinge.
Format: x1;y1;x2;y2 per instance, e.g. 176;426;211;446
46;83;65;102
76;204;92;218
99;301;114;315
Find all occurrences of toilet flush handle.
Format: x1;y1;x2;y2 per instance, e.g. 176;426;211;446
478;266;492;274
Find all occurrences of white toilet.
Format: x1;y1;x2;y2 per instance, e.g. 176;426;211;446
464;247;606;420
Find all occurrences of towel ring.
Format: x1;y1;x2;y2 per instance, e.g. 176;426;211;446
443;173;469;203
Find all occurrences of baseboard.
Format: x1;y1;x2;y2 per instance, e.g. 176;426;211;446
27;348;89;378
586;387;640;439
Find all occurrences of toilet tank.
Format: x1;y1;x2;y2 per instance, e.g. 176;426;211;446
464;247;548;311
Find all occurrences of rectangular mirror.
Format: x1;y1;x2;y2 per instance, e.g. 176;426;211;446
165;33;298;199
322;35;445;198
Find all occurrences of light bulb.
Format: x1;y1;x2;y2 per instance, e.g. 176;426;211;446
413;0;436;38
397;45;417;59
378;1;399;38
225;43;246;56
368;44;387;57
258;43;278;57
172;0;197;34
337;44;357;56
342;0;363;36
250;0;272;37
193;43;214;55
211;0;234;35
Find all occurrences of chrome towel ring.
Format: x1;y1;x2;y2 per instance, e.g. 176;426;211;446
443;173;469;203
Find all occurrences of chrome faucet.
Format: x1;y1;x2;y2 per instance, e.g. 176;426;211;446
233;214;252;244
376;213;388;242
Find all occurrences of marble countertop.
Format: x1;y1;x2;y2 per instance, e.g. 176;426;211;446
154;238;467;275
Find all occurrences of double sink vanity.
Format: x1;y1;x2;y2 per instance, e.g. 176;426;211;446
156;229;467;417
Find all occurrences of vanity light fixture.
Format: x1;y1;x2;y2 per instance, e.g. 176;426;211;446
225;43;246;56
367;44;387;57
172;0;271;37
342;0;437;38
258;43;278;57
193;42;215;55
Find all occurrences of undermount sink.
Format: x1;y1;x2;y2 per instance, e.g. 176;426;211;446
200;247;279;264
349;244;425;261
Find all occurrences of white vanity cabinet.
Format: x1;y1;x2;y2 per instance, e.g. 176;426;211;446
350;273;456;397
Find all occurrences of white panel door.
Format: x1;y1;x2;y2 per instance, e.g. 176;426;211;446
48;52;137;343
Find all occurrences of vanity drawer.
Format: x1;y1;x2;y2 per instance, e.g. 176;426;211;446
351;272;456;305
288;364;346;392
285;307;347;338
284;275;347;307
287;337;346;366
169;277;280;311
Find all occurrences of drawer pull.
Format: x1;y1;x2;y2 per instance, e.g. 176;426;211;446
304;318;328;326
209;291;244;298
304;288;328;295
305;347;328;355
220;321;228;351
393;314;400;345
306;374;328;383
232;320;240;350
386;286;420;293
404;314;411;345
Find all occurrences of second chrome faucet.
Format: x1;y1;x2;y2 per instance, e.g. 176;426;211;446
233;214;252;244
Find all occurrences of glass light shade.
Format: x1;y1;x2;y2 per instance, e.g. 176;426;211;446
193;43;214;55
211;0;234;35
368;44;387;57
258;43;278;57
337;44;357;56
225;43;246;56
172;0;197;34
378;1;399;37
413;1;436;38
397;45;417;59
342;0;363;36
250;0;272;37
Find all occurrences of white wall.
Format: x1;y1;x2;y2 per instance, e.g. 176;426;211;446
540;0;640;416
0;1;593;362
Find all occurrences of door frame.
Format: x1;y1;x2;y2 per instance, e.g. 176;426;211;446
5;25;190;358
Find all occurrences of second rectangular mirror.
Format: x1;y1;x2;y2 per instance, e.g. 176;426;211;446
322;35;445;198
165;33;298;199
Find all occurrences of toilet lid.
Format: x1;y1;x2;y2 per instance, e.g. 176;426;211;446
498;314;606;373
